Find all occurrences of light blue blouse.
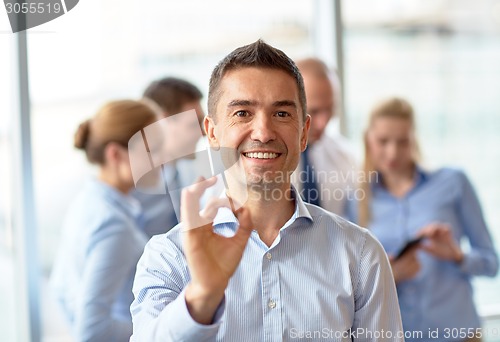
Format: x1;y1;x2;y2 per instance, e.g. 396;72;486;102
51;178;148;342
347;167;498;341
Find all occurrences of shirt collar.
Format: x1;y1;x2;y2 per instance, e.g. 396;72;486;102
292;186;313;222
212;185;313;229
414;165;429;185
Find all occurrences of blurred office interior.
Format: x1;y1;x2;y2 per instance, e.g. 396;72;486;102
1;0;500;341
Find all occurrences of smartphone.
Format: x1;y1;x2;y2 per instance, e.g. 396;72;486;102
395;237;424;260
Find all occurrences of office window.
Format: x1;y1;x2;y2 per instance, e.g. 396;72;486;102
0;35;19;342
343;0;500;320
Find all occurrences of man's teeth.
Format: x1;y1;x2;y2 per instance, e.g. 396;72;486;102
244;152;279;159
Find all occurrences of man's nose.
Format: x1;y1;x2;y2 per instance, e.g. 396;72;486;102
250;113;276;143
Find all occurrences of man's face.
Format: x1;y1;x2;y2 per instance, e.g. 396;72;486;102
205;67;310;188
302;74;335;144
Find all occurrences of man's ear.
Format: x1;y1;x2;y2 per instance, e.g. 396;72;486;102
300;114;311;152
204;116;220;150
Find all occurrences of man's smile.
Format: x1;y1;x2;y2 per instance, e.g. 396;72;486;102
242;151;281;159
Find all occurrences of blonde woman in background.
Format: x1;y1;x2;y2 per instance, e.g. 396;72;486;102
347;97;498;342
50;100;159;341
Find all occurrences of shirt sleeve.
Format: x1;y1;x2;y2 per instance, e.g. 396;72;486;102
74;221;144;342
130;235;225;342
456;171;499;277
352;231;404;341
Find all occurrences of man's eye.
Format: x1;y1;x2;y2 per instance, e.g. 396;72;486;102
276;111;290;118
234;110;248;117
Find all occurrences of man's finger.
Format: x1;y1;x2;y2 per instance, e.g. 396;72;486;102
185;176;218;197
200;197;232;222
181;176;218;226
232;207;253;244
183;197;234;232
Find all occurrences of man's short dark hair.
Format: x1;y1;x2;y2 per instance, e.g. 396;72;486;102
143;77;202;117
208;39;307;121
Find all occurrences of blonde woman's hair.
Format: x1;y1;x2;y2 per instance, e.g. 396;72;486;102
74;99;159;165
359;97;420;227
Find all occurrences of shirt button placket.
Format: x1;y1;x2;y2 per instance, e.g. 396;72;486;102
261;250;282;342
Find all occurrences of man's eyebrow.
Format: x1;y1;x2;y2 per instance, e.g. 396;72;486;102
273;100;297;108
227;99;258;107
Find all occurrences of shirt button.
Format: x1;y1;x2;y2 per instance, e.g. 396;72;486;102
268;299;276;309
265;252;272;260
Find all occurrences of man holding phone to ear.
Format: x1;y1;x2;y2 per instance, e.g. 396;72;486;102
130;40;404;341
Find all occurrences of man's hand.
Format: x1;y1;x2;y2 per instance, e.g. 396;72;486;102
181;177;253;325
390;248;421;283
417;222;464;263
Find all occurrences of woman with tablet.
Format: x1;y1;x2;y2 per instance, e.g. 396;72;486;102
348;97;498;342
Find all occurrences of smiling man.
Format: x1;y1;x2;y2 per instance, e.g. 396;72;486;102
130;40;403;341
